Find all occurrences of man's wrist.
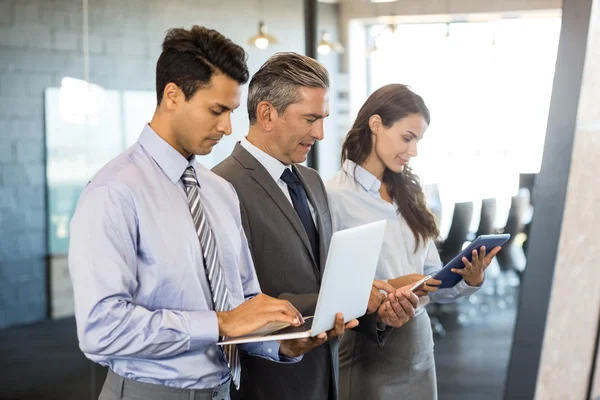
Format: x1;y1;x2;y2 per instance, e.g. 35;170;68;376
216;311;230;336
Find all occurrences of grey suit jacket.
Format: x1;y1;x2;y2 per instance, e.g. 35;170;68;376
213;143;388;400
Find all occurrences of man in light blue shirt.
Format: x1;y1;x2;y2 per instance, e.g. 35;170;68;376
69;26;345;400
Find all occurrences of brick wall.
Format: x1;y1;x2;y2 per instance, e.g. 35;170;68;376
0;0;340;329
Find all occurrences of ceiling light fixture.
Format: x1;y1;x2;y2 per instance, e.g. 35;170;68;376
247;20;278;50
317;30;344;55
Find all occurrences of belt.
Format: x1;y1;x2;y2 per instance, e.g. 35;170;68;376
103;369;231;400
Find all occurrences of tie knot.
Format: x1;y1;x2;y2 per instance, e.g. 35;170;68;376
181;166;197;189
280;168;300;187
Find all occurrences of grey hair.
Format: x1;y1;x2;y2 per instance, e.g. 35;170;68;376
247;52;330;124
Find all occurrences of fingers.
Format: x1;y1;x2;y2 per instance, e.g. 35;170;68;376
281;337;324;357
280;300;304;325
410;274;427;282
471;249;479;266
396;288;419;308
313;333;327;343
456;255;472;273
377;304;388;325
279;336;327;358
367;287;385;314
384;295;413;328
265;298;303;325
479;245;487;259
289;303;304;324
485;246;502;263
267;311;302;327
422;284;439;293
280;302;303;325
383;299;400;324
326;313;346;338
345;319;359;330
395;297;416;319
369;286;385;311
426;278;442;287
378;301;401;327
367;298;379;314
372;280;396;294
471;249;482;273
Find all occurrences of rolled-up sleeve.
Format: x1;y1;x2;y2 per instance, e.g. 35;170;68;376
69;184;219;360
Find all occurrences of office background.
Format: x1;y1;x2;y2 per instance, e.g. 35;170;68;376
1;0;599;399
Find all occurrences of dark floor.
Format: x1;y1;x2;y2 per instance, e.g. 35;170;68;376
433;304;517;400
0;304;516;400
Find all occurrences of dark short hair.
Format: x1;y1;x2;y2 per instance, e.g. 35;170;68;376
155;26;249;105
247;52;329;124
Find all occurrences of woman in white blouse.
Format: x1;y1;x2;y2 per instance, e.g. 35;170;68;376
326;84;501;400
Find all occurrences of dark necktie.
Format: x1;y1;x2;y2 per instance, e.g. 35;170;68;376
280;168;320;263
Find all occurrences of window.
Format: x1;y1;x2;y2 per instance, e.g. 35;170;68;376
365;17;560;232
367;17;561;200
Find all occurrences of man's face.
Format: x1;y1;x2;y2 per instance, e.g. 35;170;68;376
268;87;330;165
171;74;242;157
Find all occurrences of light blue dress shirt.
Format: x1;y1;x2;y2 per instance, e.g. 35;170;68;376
69;125;296;389
326;160;481;316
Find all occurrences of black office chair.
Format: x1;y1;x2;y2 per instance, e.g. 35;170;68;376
476;198;497;237
471;197;502;314
497;190;529;276
429;201;474;335
493;190;530;309
438;201;474;265
519;173;537;256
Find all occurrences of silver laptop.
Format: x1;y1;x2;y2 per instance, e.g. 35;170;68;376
218;220;387;345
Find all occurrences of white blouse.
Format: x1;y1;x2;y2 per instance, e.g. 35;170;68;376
326;160;480;308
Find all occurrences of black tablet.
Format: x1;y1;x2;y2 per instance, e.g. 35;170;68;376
433;234;510;289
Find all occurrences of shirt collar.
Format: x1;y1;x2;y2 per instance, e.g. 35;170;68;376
138;124;195;184
240;137;291;182
342;159;382;194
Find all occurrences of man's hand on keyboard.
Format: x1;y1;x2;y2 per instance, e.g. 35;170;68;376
278;313;358;358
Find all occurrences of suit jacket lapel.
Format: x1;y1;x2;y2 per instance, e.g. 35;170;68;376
232;144;318;271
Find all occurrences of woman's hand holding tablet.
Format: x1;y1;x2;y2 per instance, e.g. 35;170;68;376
433;234;510;289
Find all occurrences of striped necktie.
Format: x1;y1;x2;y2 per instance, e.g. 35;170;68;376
182;166;241;388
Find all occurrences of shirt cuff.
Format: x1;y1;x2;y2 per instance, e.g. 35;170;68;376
454;276;485;295
187;311;219;351
238;341;302;363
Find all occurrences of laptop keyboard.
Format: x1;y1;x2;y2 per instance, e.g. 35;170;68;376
266;317;314;336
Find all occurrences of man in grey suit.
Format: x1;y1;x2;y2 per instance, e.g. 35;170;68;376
213;53;419;400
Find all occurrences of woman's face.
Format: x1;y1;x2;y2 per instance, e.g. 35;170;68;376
371;113;428;174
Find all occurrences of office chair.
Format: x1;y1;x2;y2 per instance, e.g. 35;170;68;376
439;201;474;264
494;189;530;309
429;201;474;335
